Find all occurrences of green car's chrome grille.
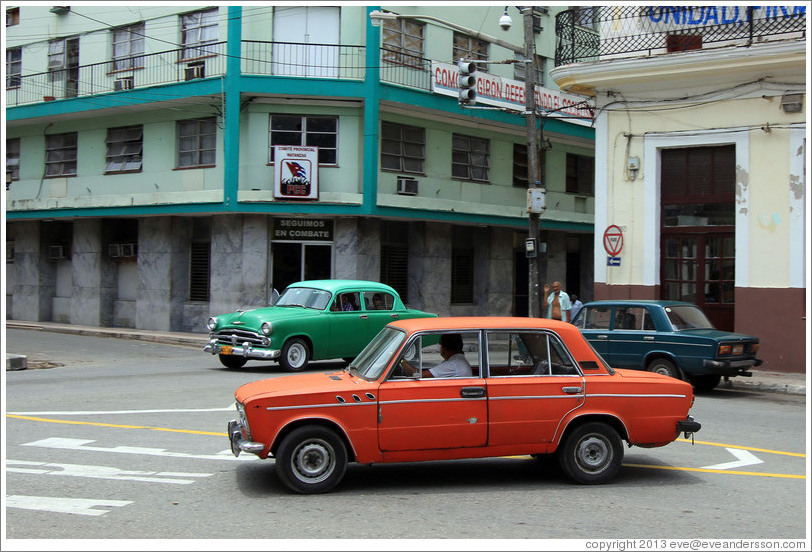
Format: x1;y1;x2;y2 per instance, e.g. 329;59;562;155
212;329;268;347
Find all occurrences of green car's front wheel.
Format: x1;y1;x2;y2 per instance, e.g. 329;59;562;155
279;338;310;372
218;354;247;369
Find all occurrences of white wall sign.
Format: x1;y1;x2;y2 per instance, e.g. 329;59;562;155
274;145;319;200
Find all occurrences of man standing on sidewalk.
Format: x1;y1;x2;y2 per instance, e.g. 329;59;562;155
543;281;572;323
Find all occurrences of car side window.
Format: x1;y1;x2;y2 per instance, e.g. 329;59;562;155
642;308;656;331
582;307;612;330
614;307;646;330
485;332;578;377
390;331;479;380
364;291;393;311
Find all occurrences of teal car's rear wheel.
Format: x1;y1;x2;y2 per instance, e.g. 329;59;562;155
218;354;247;369
279;338;310;372
647;358;681;380
689;374;722;392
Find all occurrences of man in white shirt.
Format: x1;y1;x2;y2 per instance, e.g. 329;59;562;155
400;333;472;378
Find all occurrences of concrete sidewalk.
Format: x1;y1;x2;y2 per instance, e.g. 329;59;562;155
4;319;808;396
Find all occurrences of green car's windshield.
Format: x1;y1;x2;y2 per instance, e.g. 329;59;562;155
276;287;332;310
350;326;406;380
665;305;714;331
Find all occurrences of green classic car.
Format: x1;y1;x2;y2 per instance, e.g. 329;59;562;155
571;300;762;391
204;280;437;371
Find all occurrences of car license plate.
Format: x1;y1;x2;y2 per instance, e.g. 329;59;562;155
733;344;743;355
221;345;233;355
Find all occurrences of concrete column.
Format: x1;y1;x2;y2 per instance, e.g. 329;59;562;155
136;217;172;331
70;219;113;326
10;221;53;321
487;227;515;316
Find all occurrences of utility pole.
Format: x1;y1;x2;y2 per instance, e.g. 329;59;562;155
522;7;544;318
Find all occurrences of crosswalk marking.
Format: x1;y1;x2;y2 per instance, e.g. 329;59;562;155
7;459;213;484
5;495;132;516
22;437;256;461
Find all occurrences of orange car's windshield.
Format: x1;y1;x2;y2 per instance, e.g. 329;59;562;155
350;326;406;380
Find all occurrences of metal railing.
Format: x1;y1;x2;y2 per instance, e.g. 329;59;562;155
379;48;433;91
6;40;367;107
241;40;365;80
555;5;807;66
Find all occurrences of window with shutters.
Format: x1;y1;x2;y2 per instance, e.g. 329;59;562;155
105;126;143;173
177;117;216;168
381;16;424;68
453;32;488;63
189;241;211;301
565;153;594;195
451;228;474;304
513;143;546;188
513;52;545;86
452;134;489;182
45;132;78;177
381;122;425;174
6;138;20;181
661;145;735;227
380;221;409;302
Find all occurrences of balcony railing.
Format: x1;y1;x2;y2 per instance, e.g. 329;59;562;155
6;41;366;107
555;5;807;66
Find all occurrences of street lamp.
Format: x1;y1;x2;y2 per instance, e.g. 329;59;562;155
369;7;545;317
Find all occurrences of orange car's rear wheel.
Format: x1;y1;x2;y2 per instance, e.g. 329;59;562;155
558;422;623;484
275;425;348;494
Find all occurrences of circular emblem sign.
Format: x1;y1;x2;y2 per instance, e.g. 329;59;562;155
603;225;624;256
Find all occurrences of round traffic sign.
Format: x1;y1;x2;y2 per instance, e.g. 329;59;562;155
603;225;624;256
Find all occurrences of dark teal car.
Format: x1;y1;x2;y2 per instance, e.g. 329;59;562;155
204;280;437;371
571;300;762;391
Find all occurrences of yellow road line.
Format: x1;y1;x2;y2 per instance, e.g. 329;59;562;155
6;414;224;436
676;437;806;458
7;414;807;479
624;463;806;479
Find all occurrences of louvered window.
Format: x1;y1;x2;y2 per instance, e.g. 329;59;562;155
381;122;425;174
382;16;424;68
189;241;211;301
45;132;78;177
105;126;143;173
452;32;488;63
566;153;594;195
452;134;489;182
380;221;409;302
6;138;20;181
451;248;474;304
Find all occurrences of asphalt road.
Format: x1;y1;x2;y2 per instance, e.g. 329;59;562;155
3;329;809;544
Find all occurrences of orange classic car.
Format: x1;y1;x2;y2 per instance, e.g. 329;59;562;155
228;317;701;494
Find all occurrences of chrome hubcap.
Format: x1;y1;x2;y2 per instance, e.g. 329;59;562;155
575;435;611;474
291;439;335;483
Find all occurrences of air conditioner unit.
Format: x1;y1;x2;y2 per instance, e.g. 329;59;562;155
108;243;122;258
396;176;418;196
48;244;67;261
184;64;205;81
120;243;137;257
50;6;70;15
114;77;134;91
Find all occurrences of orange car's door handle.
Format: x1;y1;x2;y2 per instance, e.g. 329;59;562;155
562;386;583;394
460;387;486;398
